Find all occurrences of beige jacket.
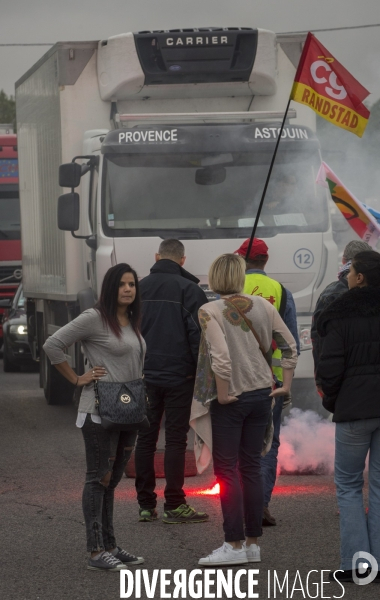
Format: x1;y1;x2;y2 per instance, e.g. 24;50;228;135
190;293;298;473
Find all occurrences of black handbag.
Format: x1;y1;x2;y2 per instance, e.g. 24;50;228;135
93;340;149;432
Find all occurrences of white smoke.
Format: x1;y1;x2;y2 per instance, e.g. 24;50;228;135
278;408;335;475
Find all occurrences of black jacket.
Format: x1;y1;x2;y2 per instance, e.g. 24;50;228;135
311;275;348;384
316;286;380;422
140;259;208;387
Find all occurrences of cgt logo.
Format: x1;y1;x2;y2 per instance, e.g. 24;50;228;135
310;57;347;101
352;551;378;585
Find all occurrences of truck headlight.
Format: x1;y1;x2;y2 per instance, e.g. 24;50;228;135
298;324;312;351
10;324;28;335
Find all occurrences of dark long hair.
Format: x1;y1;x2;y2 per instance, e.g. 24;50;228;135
352;251;380;288
95;263;141;338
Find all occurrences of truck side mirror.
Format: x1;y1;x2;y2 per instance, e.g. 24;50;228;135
195;166;226;186
58;193;80;231
0;298;12;308
59;163;82;188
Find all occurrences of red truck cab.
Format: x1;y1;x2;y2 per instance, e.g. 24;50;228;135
0;134;22;348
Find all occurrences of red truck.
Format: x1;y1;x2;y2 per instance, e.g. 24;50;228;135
0;134;22;348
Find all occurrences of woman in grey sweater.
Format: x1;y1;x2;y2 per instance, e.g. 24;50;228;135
43;263;145;572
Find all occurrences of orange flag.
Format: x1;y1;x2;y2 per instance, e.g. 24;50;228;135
291;33;370;137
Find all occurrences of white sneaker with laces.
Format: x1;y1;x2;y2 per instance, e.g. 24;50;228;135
243;542;261;562
198;542;248;566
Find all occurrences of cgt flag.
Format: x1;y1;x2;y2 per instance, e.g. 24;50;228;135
291;33;370;137
316;162;380;246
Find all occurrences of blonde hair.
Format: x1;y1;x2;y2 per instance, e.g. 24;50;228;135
208;254;246;295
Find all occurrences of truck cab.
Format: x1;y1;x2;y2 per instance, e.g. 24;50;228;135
16;28;336;408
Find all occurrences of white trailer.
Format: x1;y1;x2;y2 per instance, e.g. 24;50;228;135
15;27;336;406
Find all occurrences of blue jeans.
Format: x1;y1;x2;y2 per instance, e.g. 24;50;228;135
210;388;272;542
335;418;380;569
261;395;283;507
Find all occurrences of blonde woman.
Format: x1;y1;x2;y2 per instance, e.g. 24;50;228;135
194;254;298;567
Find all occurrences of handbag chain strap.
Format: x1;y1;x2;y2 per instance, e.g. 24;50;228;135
94;380;100;407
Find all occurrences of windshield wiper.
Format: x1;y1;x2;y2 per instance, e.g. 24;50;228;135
157;228;203;240
129;228;203;239
0;230;9;239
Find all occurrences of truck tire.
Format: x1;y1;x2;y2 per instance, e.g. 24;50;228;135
36;311;44;388
42;349;75;405
3;340;20;373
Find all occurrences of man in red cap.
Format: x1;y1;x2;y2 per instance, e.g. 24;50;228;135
235;238;300;526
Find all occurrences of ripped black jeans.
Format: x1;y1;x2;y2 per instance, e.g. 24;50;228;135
81;414;137;552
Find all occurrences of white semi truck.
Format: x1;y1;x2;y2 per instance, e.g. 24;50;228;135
15;27;337;407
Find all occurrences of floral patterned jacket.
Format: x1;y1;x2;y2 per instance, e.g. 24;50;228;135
190;293;297;472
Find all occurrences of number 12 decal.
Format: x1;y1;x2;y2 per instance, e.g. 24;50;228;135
293;248;314;269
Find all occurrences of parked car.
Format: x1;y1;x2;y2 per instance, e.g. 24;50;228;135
0;285;34;372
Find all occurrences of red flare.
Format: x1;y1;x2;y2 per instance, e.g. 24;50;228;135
196;482;220;495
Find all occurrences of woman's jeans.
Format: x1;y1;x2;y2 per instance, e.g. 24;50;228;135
211;388;272;542
81;415;137;552
335;418;380;570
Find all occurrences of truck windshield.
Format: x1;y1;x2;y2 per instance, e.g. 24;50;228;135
0;192;21;240
103;148;328;239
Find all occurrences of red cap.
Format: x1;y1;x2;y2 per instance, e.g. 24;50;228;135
235;238;269;260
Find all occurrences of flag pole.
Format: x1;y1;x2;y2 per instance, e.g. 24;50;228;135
245;97;292;260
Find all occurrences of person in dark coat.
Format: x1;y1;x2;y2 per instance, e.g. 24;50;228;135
311;239;372;392
135;239;209;524
317;250;380;583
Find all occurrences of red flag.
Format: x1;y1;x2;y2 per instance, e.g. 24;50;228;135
291;33;370;137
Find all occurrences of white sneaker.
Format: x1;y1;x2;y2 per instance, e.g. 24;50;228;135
198;542;248;566
243;542;261;563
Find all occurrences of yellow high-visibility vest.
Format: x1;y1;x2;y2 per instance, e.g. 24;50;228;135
244;273;284;381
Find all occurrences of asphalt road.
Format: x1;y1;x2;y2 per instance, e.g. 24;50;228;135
0;362;377;600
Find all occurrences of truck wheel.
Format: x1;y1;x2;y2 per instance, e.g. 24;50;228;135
3;341;20;373
36;312;44;389
42;351;75;405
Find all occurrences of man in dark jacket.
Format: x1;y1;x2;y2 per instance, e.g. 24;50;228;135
135;239;209;524
311;239;372;390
